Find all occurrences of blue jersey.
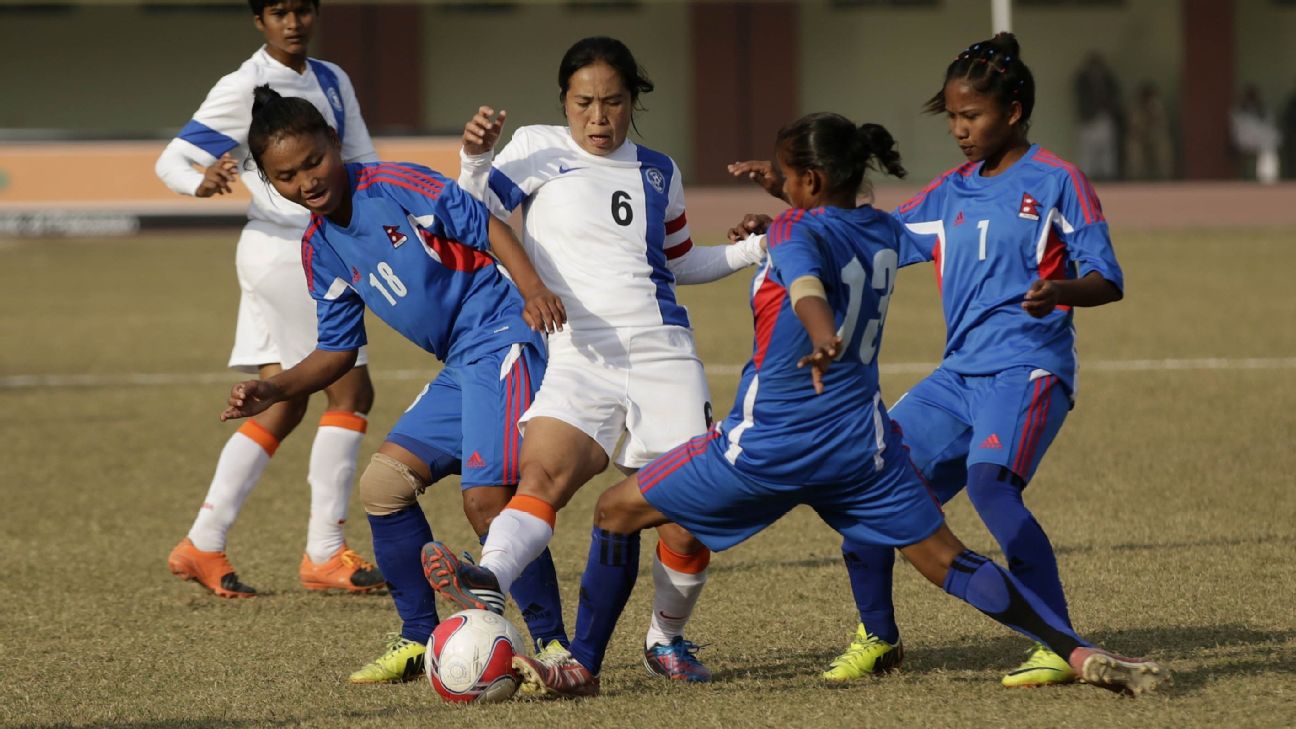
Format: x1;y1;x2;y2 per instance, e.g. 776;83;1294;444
719;206;902;485
301;162;541;364
894;145;1123;391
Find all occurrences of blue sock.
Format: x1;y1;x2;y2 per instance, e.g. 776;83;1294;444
478;534;569;649
841;539;900;644
570;528;640;674
966;463;1072;628
369;506;438;644
942;549;1087;658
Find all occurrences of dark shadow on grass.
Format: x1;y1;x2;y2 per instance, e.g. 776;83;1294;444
713;533;1296;575
703;624;1295;698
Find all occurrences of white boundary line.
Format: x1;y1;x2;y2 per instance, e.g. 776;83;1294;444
3;357;1294;390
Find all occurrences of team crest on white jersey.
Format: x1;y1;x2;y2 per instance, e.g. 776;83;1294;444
645;167;665;194
383;225;408;248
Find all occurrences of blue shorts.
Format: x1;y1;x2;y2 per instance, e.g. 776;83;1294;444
637;427;944;552
386;342;545;489
890;365;1070;502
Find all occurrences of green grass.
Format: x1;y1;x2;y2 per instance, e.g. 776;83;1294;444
2;228;1294;728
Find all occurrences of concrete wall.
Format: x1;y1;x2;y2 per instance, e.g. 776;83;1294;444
799;0;1182;182
4;1;1292;183
415;3;693;175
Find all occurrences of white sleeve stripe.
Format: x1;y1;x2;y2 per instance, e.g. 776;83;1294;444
323;277;351;301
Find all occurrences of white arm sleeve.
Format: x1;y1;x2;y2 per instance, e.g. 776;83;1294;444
155;138;211;196
669;234;766;285
154;70;249;196
457;147;497;212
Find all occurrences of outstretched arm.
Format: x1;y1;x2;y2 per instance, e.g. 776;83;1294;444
221;348;357;421
486;216;566;333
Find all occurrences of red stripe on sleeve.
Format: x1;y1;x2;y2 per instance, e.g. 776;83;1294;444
665;212;688;235
665;238;694;260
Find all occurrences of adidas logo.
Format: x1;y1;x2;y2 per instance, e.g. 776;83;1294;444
954;211;966;226
466;451;486;469
979;433;1004;449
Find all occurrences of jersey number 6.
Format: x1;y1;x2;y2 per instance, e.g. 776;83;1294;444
835;249;898;366
611;190;633;226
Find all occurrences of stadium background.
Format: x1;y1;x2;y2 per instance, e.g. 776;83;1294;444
2;2;1295;727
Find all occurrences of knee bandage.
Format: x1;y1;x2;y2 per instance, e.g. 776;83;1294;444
359;453;430;516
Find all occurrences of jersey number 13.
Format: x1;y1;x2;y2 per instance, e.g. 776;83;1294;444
835;249;897;366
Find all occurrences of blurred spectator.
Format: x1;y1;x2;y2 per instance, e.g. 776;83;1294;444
1124;82;1174;180
1230;84;1280;184
1281;80;1296;180
1074;52;1122;180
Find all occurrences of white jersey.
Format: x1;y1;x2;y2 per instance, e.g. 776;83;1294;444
155;46;378;230
459;124;763;332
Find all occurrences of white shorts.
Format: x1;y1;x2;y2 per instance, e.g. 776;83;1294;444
519;325;712;469
228;220;369;373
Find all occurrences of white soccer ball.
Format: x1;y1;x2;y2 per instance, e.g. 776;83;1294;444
426;609;524;703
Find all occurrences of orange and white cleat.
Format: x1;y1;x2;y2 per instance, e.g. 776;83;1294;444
300;544;386;593
167;537;257;599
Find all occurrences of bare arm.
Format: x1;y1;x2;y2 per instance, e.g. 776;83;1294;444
1022;270;1122;318
220;348;357;421
487;216;566;333
792;288;842;395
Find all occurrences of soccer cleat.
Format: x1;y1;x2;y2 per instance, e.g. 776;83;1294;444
300;544;386;593
1001;643;1077;688
348;633;426;684
420;541;506;614
513;646;600;699
821;623;903;681
1069;647;1169;696
167;537;256;599
518;640;574;697
644;636;712;683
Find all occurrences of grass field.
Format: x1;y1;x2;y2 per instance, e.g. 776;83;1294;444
3;226;1295;728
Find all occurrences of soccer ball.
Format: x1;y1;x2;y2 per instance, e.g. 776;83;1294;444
426;609;524;703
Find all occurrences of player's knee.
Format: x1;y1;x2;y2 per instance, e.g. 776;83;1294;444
592;484;637;532
359;453;429;516
461;487;512;536
327;370;375;414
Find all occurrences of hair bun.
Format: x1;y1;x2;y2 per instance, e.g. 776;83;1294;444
251;84;282;117
989;32;1020;58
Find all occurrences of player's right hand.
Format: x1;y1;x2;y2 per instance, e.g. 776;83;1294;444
727;213;773;242
463;106;507;156
221;379;283;421
797;335;841;395
196;154;238;198
728;160;783;200
520;285;567;334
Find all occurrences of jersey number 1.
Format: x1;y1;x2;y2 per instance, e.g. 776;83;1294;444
835;249;898;366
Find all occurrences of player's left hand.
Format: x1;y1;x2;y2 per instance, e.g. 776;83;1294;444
221;379;283;421
1022;279;1060;317
463;106;507;156
727;160;783;199
727;213;773;242
797;335;841;395
521;286;567;334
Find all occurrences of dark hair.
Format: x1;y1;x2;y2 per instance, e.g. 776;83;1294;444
248;84;332;175
248;0;319;16
925;32;1035;131
776;113;907;198
558;36;654;111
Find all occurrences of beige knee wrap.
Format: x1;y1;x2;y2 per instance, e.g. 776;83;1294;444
359;453;429;516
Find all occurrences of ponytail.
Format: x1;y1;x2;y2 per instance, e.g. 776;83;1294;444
776;112;906;200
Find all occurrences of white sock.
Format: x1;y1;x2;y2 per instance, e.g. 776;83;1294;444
645;546;709;648
187;423;277;553
479;506;553;594
305;412;367;564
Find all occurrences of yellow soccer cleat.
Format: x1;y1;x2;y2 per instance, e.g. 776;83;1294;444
821;624;903;681
518;640;572;697
348;634;426;684
1001;643;1077;688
